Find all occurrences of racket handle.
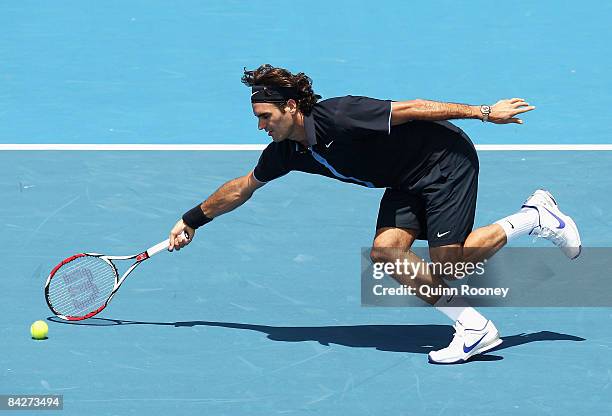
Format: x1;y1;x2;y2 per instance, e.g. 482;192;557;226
147;239;171;257
147;231;190;257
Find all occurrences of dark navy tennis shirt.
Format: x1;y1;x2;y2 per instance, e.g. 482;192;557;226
253;95;472;190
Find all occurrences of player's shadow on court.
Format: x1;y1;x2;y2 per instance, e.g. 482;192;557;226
48;316;585;363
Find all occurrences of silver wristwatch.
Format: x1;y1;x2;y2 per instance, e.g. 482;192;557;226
480;105;491;122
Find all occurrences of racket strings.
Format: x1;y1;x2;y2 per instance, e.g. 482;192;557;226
47;256;117;317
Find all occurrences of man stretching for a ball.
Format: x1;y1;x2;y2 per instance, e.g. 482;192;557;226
168;64;581;364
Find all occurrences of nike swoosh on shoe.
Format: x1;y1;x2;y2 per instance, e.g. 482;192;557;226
463;332;488;353
543;207;566;229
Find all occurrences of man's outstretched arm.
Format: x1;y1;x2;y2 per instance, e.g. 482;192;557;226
168;171;265;250
391;98;535;125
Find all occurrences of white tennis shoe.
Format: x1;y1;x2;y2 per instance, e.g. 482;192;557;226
428;320;502;364
522;189;582;259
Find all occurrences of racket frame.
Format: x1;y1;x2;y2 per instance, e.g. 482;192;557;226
45;239;171;321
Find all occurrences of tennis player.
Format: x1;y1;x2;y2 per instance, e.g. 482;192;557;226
169;64;581;364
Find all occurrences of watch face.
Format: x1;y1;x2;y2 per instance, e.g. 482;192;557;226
481;105;491;113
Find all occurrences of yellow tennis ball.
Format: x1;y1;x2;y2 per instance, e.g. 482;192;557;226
30;320;48;340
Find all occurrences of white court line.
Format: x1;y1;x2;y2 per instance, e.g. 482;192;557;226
475;144;612;151
0;144;612;151
0;144;266;151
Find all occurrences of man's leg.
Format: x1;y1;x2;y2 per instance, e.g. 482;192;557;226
431;189;582;266
371;226;504;304
426;242;502;363
370;227;446;305
370;228;502;364
429;224;507;264
425;188;583;363
372;183;501;363
417;144;504;363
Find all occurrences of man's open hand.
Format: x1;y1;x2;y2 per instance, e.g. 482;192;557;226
489;98;536;124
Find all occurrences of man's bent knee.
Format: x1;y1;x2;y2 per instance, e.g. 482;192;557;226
370;227;418;264
370;246;405;264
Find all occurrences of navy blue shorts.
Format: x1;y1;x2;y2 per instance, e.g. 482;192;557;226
376;138;479;247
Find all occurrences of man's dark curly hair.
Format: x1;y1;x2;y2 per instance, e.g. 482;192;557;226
242;64;321;115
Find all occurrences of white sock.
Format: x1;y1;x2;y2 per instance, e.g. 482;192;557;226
495;207;539;242
434;295;488;330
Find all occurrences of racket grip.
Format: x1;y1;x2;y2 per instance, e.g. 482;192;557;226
147;232;190;257
147;239;171;257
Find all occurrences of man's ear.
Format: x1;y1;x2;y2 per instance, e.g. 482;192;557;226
286;99;298;114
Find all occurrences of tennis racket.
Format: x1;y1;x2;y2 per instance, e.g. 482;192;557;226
45;235;185;321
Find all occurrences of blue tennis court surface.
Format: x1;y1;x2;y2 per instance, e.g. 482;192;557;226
2;151;611;414
2;1;612;415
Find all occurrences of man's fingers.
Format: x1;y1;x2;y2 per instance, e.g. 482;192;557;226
168;234;176;251
514;105;536;114
171;231;191;250
178;233;190;246
174;235;183;251
169;231;187;251
509;98;525;104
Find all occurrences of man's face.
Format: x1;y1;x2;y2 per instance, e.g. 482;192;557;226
252;102;296;142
